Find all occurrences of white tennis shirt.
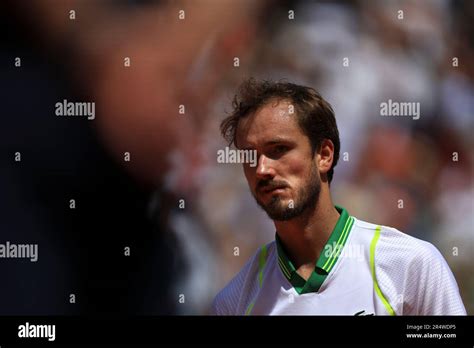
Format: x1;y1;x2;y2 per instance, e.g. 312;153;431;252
211;206;466;315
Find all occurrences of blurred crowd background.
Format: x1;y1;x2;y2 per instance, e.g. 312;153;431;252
0;0;472;315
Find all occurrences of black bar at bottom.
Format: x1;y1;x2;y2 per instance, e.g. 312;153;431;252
0;316;472;345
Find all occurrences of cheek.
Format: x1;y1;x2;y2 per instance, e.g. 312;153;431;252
284;157;309;177
284;158;316;188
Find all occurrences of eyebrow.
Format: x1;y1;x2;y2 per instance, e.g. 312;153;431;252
264;138;292;145
240;138;293;151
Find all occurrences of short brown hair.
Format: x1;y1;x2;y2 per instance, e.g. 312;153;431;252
220;78;340;183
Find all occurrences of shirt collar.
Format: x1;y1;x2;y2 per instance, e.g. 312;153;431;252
275;205;355;294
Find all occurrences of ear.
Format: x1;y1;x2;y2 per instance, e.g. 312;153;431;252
316;139;334;180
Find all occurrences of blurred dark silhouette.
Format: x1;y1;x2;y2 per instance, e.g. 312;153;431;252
0;0;264;314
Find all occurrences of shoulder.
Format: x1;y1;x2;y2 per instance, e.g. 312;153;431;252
211;241;275;315
372;223;445;269
352;218;442;266
356;219;465;315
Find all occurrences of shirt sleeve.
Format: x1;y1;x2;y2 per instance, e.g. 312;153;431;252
210;291;230;315
375;226;467;315
208;246;263;315
403;241;466;315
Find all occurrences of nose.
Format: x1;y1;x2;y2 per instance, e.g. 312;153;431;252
256;154;276;179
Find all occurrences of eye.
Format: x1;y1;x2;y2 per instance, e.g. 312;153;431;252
270;145;289;157
275;145;288;153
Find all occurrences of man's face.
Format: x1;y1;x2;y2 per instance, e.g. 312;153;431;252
236;99;321;221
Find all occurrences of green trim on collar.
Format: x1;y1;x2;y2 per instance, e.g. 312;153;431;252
275;205;355;294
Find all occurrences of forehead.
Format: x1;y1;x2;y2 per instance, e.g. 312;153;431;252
236;99;303;147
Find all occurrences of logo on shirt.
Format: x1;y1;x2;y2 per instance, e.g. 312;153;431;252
354;310;374;316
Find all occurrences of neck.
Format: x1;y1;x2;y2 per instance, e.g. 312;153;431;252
274;183;340;270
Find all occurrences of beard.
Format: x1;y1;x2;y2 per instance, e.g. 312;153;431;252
253;164;321;221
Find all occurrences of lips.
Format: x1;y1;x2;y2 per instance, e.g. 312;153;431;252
261;186;287;194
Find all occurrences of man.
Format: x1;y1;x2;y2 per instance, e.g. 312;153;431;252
211;79;466;315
